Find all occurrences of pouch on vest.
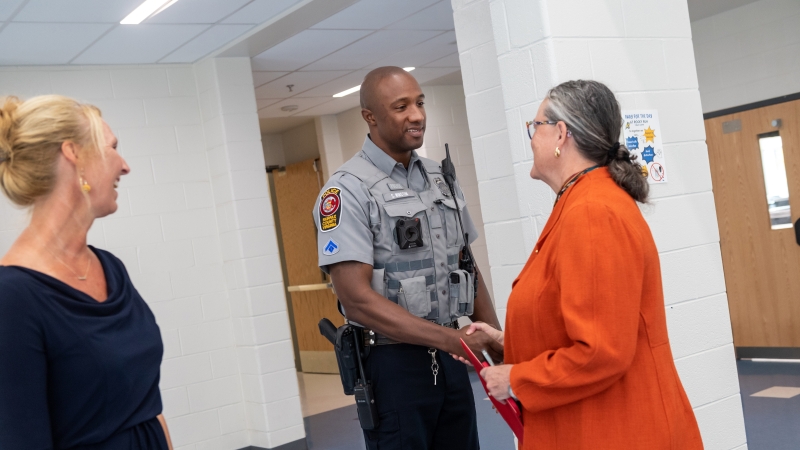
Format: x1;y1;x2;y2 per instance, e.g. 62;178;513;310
439;199;465;248
449;270;474;317
398;276;431;318
370;268;385;297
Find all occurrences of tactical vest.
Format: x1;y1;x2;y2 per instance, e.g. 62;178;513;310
335;151;475;325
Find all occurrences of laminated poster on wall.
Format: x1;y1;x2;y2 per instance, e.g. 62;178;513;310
622;110;667;184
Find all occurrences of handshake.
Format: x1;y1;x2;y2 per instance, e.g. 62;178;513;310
451;321;504;364
450;322;515;402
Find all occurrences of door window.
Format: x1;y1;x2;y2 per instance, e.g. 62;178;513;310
758;132;792;229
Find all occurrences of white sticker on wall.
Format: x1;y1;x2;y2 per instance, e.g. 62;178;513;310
622;110;667;184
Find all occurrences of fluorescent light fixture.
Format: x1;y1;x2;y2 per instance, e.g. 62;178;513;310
332;67;417;98
333;85;362;98
121;0;180;24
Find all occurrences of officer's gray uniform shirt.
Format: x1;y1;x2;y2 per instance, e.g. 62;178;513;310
315;135;478;324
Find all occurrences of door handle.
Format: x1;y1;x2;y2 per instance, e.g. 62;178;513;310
796;219;800;246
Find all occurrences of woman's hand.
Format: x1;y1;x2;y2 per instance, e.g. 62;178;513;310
451;321;505;364
480;364;514;401
467;321;504;345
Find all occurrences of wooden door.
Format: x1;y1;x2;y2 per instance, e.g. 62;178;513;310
705;99;800;350
272;158;344;373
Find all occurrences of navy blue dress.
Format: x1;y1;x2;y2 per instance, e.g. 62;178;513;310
0;247;167;450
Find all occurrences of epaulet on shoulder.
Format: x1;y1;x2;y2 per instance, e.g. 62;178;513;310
419;156;442;174
333;153;388;188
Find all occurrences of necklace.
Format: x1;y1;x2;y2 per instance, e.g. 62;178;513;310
553;165;600;207
46;247;92;281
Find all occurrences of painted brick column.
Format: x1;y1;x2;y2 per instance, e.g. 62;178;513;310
194;57;305;449
451;1;747;448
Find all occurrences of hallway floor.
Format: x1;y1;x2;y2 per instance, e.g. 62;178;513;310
297;361;800;449
737;360;800;450
299;370;515;450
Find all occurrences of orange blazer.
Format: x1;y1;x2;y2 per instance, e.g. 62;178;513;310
506;168;703;449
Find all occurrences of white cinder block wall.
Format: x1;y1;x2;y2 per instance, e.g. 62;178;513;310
451;0;747;449
195;58;304;450
0;59;302;450
692;0;800;113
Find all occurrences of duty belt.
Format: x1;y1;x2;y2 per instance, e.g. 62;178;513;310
359;320;460;347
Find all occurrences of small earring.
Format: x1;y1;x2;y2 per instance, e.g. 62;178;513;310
554;147;561;158
79;169;91;193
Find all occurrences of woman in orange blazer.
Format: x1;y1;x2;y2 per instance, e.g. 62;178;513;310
467;80;703;449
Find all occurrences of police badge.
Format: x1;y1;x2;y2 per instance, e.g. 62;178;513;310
434;177;451;198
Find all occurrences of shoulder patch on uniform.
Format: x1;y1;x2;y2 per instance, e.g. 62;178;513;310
323;239;340;256
319;187;343;232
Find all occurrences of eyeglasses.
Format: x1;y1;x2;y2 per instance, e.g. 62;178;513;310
525;120;558;139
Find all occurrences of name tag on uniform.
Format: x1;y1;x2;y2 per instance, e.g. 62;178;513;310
387;183;404;191
383;191;413;201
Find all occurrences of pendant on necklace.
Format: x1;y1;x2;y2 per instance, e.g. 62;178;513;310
77;276;87;281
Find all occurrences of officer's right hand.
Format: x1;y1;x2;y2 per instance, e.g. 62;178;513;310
456;326;504;364
452;322;504;365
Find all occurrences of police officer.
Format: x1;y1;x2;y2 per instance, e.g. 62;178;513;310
314;66;503;449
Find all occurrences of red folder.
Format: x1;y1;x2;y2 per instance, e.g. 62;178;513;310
461;338;524;445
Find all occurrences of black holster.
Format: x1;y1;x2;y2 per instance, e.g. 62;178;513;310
319;319;380;430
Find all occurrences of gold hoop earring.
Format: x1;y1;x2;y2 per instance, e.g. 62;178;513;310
79;169;91;193
554;147;561;158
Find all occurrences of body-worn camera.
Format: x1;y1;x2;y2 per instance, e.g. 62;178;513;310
395;218;424;249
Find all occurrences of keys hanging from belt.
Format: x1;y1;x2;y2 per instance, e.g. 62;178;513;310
428;348;439;385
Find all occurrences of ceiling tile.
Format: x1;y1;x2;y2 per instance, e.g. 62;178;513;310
257;98;281;110
297;95;361;116
223;0;304;24
160;24;254;63
257;97;333;118
311;0;439;30
148;0;252;24
0;23;113;65
295;69;369;98
304;30;440;71
73;24;209;65
424;52;459;68
387;1;455;30
366;31;456;69
253;71;290;87
13;0;143;23
251;29;371;71
256;70;351;99
0;0;30;21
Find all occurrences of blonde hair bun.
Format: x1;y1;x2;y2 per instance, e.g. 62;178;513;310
0;95;103;206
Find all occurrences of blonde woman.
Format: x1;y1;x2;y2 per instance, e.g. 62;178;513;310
0;96;173;450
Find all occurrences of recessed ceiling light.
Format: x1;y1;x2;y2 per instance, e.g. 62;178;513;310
281;105;299;112
121;0;180;24
332;67;416;98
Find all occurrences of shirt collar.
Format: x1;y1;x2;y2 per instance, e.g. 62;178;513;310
361;134;421;176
